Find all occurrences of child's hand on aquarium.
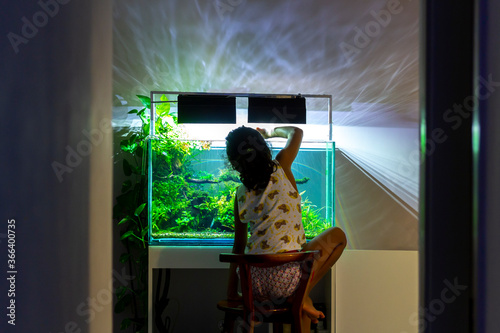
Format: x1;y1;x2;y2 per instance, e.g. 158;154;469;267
256;127;271;139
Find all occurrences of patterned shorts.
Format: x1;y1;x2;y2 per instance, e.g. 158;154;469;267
250;262;302;301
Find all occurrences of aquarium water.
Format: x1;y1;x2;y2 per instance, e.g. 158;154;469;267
148;139;334;245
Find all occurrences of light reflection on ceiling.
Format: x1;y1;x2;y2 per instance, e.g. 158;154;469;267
113;0;419;127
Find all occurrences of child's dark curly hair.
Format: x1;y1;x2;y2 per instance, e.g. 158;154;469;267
226;126;277;191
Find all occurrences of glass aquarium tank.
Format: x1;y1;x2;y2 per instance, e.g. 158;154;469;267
148;92;335;245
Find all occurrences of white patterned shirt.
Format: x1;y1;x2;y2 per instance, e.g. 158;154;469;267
236;161;306;254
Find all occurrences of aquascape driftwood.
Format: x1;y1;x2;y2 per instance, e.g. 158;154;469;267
185;175;311;184
157;174;311;184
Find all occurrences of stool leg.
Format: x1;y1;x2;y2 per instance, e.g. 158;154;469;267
272;322;284;333
222;313;236;333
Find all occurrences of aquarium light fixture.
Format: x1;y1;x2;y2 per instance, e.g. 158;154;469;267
177;94;236;124
150;91;333;139
248;96;306;124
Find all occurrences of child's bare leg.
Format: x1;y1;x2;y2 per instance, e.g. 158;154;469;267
301;311;312;332
301;227;347;317
303;227;346;288
302;295;325;323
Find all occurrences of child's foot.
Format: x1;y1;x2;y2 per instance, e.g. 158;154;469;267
302;297;325;324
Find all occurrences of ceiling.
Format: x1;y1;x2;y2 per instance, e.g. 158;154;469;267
112;0;419;127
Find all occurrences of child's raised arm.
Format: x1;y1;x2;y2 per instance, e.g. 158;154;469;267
257;126;303;190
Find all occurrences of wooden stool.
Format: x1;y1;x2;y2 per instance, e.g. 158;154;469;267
217;251;319;333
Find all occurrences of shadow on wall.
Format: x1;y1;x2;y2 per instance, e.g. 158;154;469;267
335;149;418;250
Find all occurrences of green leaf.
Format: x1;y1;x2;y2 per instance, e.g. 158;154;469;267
134;203;147;216
141;227;148;238
138;111;148;124
120;230;136;241
120;139;138;153
155;118;164;132
118;217;131;225
136;107;146;118
143;123;150;136
156;95;171;118
120;318;131;330
137;95;151;109
119;253;131;263
115;286;127;299
127;109;138;114
127;234;143;246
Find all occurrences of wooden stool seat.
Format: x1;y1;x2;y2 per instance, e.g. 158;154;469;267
217;299;244;313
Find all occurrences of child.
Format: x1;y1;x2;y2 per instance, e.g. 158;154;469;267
225;126;347;331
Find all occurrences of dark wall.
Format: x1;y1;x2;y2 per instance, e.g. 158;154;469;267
476;0;500;332
420;0;481;332
0;0;112;332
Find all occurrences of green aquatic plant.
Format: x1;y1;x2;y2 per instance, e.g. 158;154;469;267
193;184;237;231
301;196;331;239
172;211;194;232
149;149;241;238
114;95;155;333
114;94;196;332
